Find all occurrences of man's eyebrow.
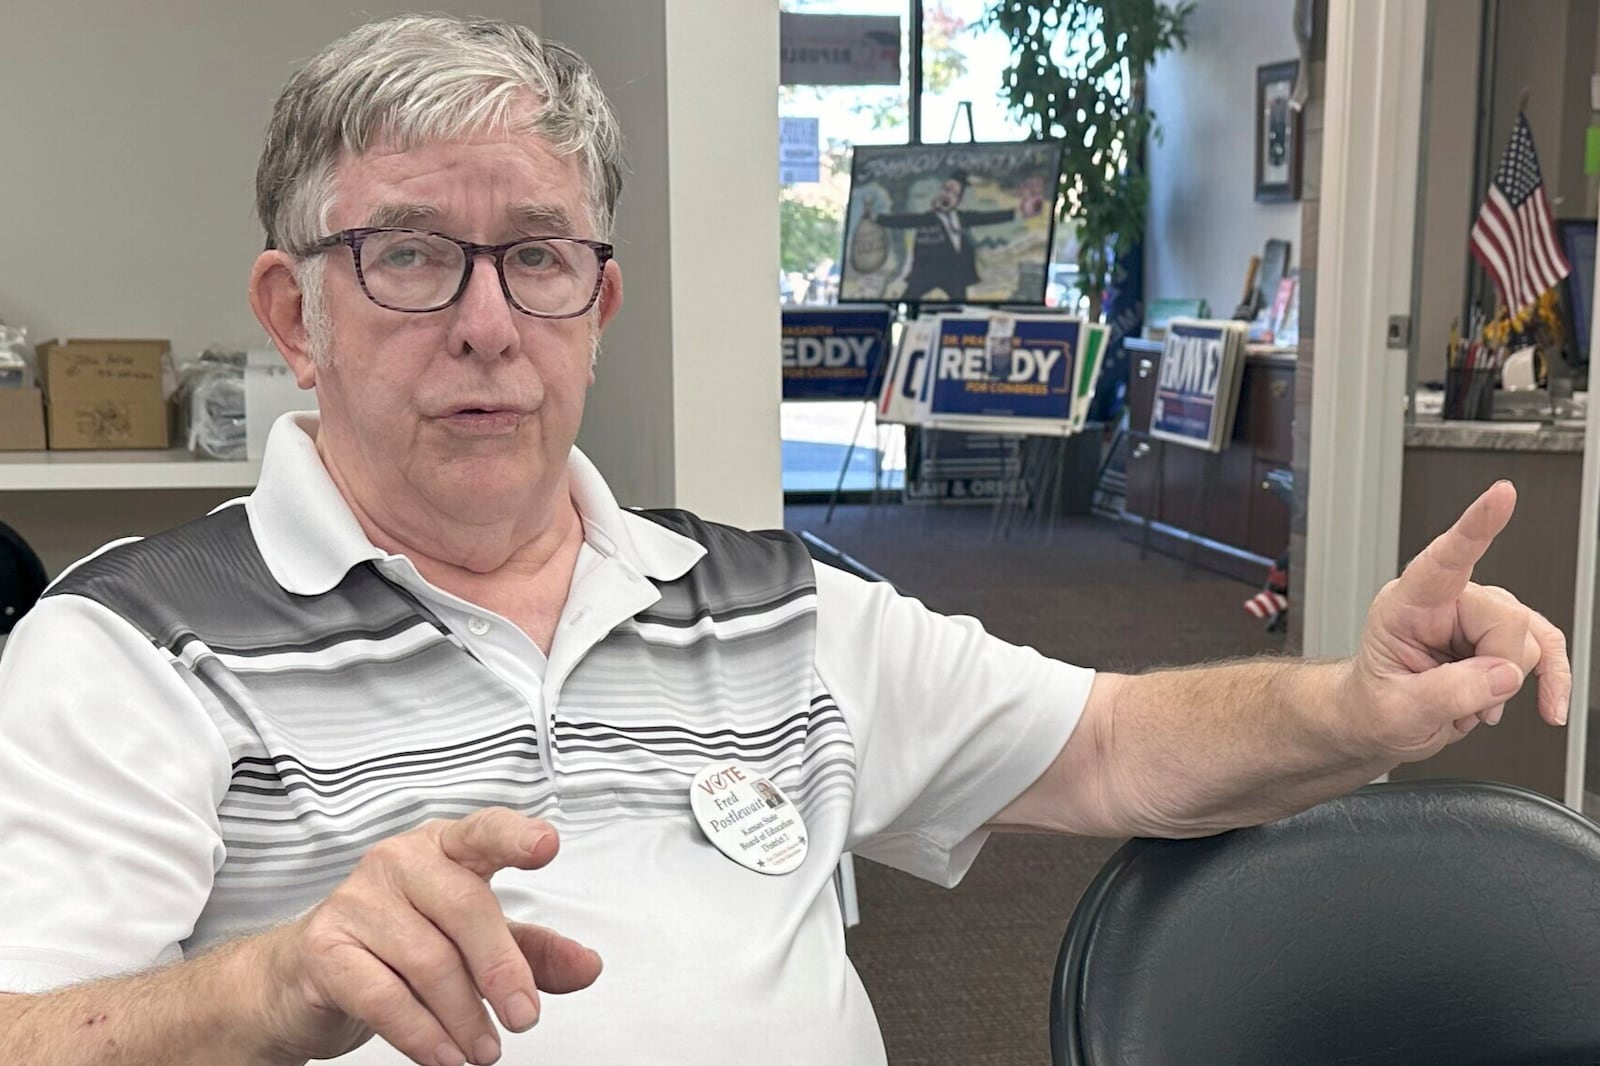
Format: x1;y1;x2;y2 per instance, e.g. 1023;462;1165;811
366;203;440;229
360;202;578;236
509;203;577;235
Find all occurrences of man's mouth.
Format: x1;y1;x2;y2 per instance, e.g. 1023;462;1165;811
433;405;528;433
441;402;522;417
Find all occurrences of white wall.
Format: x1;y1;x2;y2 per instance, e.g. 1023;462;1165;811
0;0;543;363
1413;2;1482;385
1144;0;1303;316
1;0;552;575
545;0;783;530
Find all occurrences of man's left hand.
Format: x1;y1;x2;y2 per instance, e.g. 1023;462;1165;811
1340;480;1572;763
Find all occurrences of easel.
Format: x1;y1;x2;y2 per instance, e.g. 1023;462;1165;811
822;101;1089;536
821;335;899;524
986;431;1072;544
821;101;979;524
949;99;1092;544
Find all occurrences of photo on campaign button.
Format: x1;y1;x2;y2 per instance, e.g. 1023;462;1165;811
689;761;808;875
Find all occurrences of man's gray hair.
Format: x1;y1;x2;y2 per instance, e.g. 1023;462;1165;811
255;15;622;359
257;15;622;252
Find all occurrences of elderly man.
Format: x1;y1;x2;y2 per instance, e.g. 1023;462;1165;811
0;15;1571;1066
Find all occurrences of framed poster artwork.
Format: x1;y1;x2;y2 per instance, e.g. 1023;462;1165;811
840;141;1064;306
1255;60;1301;203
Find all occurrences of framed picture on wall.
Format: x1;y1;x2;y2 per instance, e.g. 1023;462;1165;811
1255;60;1301;203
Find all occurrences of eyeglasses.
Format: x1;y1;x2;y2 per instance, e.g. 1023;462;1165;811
303;227;614;319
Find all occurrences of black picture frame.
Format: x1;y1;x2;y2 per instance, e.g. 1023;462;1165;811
838;140;1064;306
1255;60;1302;203
1557;218;1596;366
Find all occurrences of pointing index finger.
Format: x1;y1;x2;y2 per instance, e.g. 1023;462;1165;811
1395;481;1516;608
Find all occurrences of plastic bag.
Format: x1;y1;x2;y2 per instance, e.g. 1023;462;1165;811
177;347;247;460
0;323;33;390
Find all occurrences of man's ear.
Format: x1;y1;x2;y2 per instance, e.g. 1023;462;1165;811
249;251;318;388
596;258;623;331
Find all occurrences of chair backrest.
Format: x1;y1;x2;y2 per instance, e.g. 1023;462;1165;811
0;518;46;635
1053;780;1600;1066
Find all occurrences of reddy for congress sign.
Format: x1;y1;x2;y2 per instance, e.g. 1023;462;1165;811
926;314;1078;427
781;306;894;401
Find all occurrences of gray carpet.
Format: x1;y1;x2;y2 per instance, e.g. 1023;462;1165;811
785;502;1287;1064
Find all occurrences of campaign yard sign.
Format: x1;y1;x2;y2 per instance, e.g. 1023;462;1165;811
1072;322;1111;431
1149;318;1247;452
877;316;938;425
781;306;895;401
925;314;1081;434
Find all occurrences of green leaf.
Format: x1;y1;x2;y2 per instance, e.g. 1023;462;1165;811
988;0;1191;318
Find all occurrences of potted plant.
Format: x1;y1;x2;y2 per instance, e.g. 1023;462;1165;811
989;0;1193;321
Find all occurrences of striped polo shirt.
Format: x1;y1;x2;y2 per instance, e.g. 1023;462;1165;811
0;413;1092;1063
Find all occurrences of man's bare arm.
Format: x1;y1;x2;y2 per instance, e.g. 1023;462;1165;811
992;661;1388;838
0;808;602;1066
0;933;298;1066
993;483;1571;840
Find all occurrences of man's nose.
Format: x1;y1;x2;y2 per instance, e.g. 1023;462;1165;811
449;255;519;358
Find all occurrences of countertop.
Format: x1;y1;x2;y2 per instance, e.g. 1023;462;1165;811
1403;417;1586;453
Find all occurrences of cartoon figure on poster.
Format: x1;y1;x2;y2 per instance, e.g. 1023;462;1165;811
842;142;1063;305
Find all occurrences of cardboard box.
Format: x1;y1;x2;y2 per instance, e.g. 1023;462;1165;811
38;339;171;450
0;388;46;451
245;348;317;459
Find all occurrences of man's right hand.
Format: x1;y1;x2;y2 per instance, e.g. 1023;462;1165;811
254;807;599;1066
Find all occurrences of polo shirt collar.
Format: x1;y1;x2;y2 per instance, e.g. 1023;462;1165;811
246;412;705;596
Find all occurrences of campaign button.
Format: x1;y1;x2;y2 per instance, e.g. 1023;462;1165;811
689;761;808;876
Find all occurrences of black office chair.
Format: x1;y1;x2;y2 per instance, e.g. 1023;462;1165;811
0;518;47;635
1053;781;1600;1066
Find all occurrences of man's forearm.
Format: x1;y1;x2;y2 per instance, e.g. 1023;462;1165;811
0;933;299;1066
997;658;1391;839
1092;659;1390;836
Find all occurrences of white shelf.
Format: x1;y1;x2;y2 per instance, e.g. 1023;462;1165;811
0;448;261;491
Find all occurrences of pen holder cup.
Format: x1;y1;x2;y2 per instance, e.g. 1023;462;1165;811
1445;367;1498;421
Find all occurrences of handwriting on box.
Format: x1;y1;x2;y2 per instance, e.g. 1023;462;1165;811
62;353;158;382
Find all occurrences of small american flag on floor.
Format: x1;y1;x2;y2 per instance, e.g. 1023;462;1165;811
1469;112;1570;315
1244;590;1289;620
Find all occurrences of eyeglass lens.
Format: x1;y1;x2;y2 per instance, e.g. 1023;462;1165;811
358;231;598;315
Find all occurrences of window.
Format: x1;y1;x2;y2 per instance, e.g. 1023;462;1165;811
780;0;912;494
922;1;1086;313
776;1;1089;495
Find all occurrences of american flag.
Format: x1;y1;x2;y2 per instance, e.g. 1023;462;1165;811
1469;113;1570;315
